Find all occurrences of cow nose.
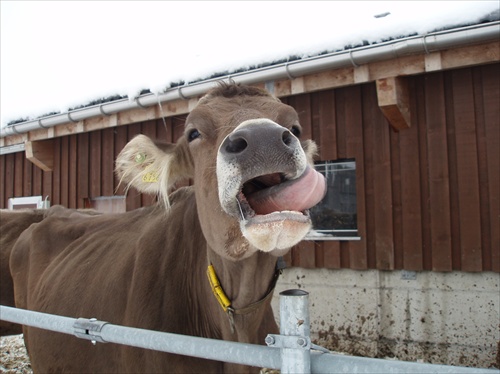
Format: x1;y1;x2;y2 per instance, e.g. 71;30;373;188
281;130;294;147
221;121;298;157
224;135;248;154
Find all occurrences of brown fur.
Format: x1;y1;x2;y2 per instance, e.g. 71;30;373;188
3;84;319;373
0;207;101;336
0;209;46;335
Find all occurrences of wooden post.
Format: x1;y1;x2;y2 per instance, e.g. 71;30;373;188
25;139;54;171
376;76;411;130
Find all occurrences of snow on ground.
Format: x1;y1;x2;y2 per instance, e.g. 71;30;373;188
0;1;498;128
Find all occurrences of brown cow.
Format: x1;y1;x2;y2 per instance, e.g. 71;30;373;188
0;209;46;336
0;207;101;336
6;83;326;373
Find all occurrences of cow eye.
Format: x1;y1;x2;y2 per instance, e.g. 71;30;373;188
187;129;201;142
291;126;301;137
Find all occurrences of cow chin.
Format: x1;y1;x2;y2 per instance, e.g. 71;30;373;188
240;211;312;254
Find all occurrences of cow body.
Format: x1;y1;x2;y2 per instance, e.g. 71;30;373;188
12;192;269;373
0;209;46;335
3;84;326;373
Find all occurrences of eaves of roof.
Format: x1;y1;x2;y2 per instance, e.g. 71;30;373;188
0;18;499;151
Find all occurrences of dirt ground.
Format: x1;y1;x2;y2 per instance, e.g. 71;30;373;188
0;334;31;374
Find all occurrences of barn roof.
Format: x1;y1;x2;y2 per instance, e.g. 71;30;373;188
0;2;499;152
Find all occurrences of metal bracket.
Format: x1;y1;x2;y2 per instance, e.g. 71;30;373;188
73;318;108;344
265;334;311;350
401;270;417;280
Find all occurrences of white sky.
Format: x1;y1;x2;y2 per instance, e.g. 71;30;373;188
1;1;498;128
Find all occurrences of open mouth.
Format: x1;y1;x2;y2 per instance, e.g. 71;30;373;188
234;166;326;223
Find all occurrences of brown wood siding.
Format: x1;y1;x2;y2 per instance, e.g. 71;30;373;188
0;64;498;272
283;64;499;272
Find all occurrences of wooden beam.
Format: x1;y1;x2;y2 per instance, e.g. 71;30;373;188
1;41;497;146
376;76;411;130
25;139;55;171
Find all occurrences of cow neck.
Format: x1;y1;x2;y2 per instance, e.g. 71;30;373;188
206;249;280;333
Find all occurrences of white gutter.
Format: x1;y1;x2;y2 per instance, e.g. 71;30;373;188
1;21;499;144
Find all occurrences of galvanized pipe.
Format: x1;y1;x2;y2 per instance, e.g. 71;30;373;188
0;305;280;370
0;304;76;335
309;352;499;374
279;289;311;373
91;323;280;369
1;304;498;373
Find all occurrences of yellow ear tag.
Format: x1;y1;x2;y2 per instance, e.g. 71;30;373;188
142;171;159;183
139;159;158;183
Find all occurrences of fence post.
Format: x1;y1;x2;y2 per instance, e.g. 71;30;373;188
279;289;311;374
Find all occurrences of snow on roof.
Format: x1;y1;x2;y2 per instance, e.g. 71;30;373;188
1;1;498;128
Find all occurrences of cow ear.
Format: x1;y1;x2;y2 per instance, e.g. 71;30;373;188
115;134;194;206
302;139;319;165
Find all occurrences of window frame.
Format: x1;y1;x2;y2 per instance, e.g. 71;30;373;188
305;159;361;241
7;196;50;210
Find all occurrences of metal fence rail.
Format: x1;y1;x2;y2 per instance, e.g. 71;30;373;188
0;305;280;369
1;290;498;374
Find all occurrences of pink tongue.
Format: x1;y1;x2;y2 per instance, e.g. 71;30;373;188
247;167;326;215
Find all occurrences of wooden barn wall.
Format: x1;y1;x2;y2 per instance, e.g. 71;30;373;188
0;64;498;273
0;116;187;213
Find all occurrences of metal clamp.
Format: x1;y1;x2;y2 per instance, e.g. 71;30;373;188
265;334;311;350
73;318;108;344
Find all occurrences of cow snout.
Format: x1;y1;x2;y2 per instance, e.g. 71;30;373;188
217;118;309;220
220;119;300;164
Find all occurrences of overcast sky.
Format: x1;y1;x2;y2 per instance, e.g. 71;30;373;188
1;1;498;128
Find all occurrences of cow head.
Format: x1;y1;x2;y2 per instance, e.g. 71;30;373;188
116;84;326;260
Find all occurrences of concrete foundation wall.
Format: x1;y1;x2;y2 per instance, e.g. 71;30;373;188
272;268;500;369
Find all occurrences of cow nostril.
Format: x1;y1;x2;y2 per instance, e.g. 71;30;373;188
282;130;294;147
225;137;248;154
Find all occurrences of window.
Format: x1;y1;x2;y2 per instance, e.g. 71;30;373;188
306;159;360;240
8;196;50;210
